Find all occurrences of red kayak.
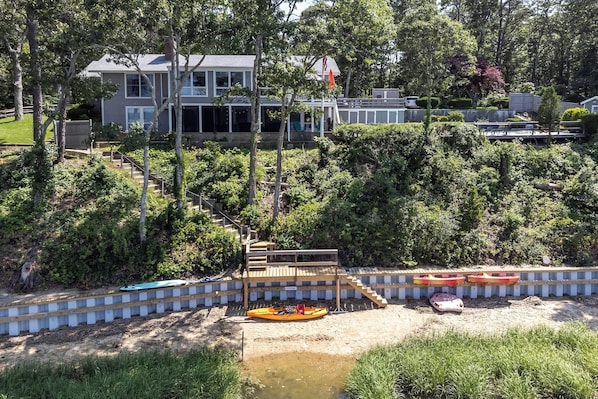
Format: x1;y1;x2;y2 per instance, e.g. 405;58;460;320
467;273;520;285
413;274;466;286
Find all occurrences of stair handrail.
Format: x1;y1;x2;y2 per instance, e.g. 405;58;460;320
104;150;258;243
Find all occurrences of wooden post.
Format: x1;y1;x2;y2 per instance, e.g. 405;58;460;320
243;272;249;309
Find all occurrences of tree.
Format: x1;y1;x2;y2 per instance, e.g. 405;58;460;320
448;56;505;107
397;4;476;135
326;0;395;97
229;0;291;207
264;8;333;220
538;86;561;144
43;0;106;163
0;2;27;121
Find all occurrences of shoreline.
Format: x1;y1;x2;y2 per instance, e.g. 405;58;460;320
1;295;597;370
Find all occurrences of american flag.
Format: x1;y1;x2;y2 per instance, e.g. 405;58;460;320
322;56;328;72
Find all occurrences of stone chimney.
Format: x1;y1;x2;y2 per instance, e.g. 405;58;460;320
164;37;176;61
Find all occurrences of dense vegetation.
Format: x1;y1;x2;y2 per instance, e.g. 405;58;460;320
0;347;241;399
3;121;598;288
0;148;241;289
345;322;598;399
135;122;598;269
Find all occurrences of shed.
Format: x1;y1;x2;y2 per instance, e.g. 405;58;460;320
581;96;598;113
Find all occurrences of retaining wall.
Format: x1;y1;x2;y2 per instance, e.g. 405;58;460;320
1;267;597;336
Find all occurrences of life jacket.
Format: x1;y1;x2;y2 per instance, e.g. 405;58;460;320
296;303;305;314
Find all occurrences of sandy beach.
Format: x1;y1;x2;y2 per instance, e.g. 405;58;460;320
1;295;597;369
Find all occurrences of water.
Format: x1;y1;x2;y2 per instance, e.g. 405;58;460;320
242;352;355;399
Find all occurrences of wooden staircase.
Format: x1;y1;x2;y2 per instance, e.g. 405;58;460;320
102;151;254;243
344;274;388;308
245;240;276;271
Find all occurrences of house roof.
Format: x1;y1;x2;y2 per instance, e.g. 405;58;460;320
581;96;598;105
84;54;340;75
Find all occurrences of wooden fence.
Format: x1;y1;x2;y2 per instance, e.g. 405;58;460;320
0;106;33;119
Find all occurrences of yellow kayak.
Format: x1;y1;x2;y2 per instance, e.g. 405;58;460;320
247;304;328;321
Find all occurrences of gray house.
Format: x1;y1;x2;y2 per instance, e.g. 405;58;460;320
84;50;340;143
581;96;598;114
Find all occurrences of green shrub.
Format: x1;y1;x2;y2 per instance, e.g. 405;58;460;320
447;111;465;122
119;123;147;152
562;107;590;121
432;115;448;122
415;96;441;108
581;114;598;137
488;95;509;109
447;97;472;108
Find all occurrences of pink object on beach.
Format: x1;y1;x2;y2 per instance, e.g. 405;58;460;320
429;293;464;313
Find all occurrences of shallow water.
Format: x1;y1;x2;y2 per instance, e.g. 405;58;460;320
242;352;355;399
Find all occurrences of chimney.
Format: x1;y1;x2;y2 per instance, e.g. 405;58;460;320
164;37;176;61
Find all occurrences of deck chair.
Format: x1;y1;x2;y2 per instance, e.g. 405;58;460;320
292;121;304;132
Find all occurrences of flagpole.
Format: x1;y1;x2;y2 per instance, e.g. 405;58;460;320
320;56;326;137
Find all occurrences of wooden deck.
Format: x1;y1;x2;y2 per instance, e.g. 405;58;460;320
243;247;387;308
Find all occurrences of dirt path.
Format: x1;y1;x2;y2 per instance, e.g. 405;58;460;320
1;295;597;370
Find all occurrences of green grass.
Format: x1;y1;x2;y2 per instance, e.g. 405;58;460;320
0;115;54;145
0;347;241;399
346;322;598;399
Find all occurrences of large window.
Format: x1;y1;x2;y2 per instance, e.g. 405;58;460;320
232;107;251;132
171;106;200;132
125;73;154;98
126;107;155;131
202;106;229;132
215;71;244;95
181;71;206;96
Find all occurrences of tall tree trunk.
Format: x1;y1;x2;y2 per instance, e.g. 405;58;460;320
171;35;185;211
3;37;25;121
56;84;68;163
26;5;46;207
26;6;43;143
344;66;352;98
272;94;293;222
248;34;263;206
495;0;505;67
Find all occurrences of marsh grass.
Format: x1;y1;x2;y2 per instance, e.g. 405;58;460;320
0;347;240;399
346;322;598;399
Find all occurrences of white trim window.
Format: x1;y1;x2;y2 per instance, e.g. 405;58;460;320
592;104;598;114
126;107;155;131
125;73;154;98
215;71;244;95
181;71;207;96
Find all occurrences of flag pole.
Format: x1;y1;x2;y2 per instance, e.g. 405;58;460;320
320;56;326;137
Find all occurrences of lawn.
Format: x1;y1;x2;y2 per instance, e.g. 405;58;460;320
0;114;54;145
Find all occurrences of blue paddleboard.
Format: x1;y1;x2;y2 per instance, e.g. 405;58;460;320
120;279;188;291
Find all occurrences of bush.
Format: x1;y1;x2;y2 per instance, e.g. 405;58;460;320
432;115;448;122
488;95;509;109
66;105;91;120
447;97;472;108
581;114;598;137
562;107;590;121
447;111;465;122
416;96;441;108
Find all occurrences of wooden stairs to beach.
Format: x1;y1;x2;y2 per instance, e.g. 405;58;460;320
344;275;388;308
102;151;252;243
245;240;277;271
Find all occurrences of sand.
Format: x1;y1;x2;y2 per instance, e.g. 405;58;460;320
1;295;597;370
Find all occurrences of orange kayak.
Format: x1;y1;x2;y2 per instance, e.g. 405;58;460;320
467;273;520;285
413;274;466;286
247;304;328;321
